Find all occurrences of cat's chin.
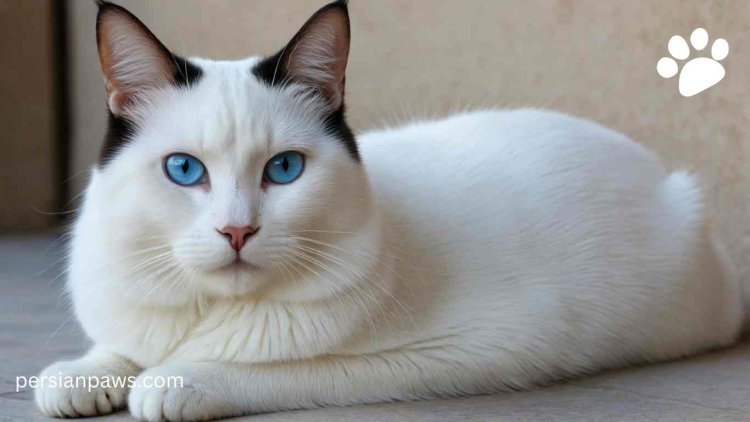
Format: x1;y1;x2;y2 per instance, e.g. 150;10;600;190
194;260;271;297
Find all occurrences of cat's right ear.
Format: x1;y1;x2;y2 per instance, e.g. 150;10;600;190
95;1;177;115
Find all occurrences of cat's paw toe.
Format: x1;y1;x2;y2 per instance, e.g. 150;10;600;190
35;360;128;418
129;365;231;421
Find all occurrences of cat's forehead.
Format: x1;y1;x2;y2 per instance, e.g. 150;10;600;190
146;57;330;157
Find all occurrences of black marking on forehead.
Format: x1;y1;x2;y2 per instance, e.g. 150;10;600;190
252;60;360;162
323;103;358;160
171;55;203;89
98;56;203;166
100;110;134;165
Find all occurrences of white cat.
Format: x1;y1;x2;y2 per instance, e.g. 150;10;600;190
37;1;746;421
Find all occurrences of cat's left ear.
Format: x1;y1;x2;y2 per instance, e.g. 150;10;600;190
255;0;350;110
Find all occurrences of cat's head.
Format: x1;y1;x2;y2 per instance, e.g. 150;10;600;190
83;1;378;302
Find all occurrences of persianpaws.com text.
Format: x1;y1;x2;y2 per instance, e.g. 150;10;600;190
17;374;183;392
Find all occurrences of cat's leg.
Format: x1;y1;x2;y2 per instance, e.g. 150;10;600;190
129;348;503;421
36;346;140;417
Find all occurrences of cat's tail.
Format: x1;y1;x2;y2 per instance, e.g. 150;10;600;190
662;171;747;337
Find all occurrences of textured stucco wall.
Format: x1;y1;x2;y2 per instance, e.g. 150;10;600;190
68;1;749;280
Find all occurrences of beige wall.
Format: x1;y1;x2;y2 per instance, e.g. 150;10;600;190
0;0;58;230
68;1;749;279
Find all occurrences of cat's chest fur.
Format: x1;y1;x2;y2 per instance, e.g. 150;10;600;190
71;268;397;368
74;300;310;367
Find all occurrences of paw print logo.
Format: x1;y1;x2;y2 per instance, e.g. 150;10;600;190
657;28;729;97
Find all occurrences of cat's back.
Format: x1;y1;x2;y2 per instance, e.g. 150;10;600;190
358;108;666;188
358;108;671;233
354;109;741;358
356;108;691;280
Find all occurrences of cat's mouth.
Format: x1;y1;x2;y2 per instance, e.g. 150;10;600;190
216;257;260;273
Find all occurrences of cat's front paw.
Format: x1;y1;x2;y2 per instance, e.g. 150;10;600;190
129;364;234;421
35;358;133;418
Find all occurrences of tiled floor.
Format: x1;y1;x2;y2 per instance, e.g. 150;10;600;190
2;235;750;421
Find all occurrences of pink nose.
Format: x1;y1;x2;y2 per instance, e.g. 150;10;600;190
217;225;258;251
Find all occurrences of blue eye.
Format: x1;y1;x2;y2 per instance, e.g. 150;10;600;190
164;153;206;186
265;151;304;184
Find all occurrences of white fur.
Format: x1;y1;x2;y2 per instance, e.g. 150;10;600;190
37;59;745;422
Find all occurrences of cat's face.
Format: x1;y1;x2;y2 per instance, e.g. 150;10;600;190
87;1;373;301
